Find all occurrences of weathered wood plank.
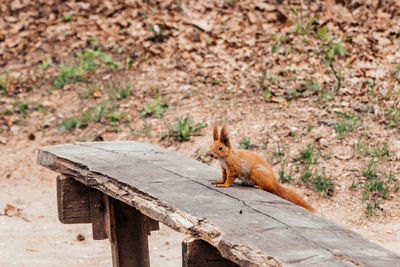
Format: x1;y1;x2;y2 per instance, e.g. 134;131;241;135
56;175;91;224
89;190;108;240
39;141;400;266
107;197;150;267
182;236;240;267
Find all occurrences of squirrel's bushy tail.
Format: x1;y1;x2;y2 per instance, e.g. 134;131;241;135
250;165;315;212
275;184;315;212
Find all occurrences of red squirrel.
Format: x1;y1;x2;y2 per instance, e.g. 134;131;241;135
209;125;315;212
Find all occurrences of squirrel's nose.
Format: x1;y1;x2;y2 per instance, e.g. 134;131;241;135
207;153;216;159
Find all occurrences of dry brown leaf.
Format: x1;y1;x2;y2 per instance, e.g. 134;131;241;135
0;136;7;144
333;146;354;160
93;90;103;98
335;154;353;160
4;204;17;216
191;19;213;32
25;249;38;252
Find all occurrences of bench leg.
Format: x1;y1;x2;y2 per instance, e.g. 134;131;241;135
57;175;91;224
89;190;160;240
57;176;157;266
182;237;239;267
89;190;108;240
105;196;150;267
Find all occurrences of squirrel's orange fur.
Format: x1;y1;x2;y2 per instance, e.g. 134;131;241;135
209;125;315;213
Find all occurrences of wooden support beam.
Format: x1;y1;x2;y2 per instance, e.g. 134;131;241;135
56;175;91;224
89;190;159;240
106;197;150;267
182;237;239;267
89;190;108;240
145;216;160;234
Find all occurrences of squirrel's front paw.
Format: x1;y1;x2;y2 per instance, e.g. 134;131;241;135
211;180;223;184
216;183;230;187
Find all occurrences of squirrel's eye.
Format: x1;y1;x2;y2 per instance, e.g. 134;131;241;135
218;146;223;151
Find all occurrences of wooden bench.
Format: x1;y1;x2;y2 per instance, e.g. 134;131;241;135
38;141;400;267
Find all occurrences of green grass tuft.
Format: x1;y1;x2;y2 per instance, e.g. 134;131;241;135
163;116;206;141
141;101;168;118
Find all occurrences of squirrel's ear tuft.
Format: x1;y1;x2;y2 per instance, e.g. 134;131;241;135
213;125;219;141
220;124;230;147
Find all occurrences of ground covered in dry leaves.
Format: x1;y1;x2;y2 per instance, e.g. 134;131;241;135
1;0;400;265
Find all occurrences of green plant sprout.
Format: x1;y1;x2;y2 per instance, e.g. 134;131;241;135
163;116;206;141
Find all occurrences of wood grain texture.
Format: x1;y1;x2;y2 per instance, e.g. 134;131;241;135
89;190;108;240
56;175;91;224
89;190;159;241
107;197;150;267
39;141;400;266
